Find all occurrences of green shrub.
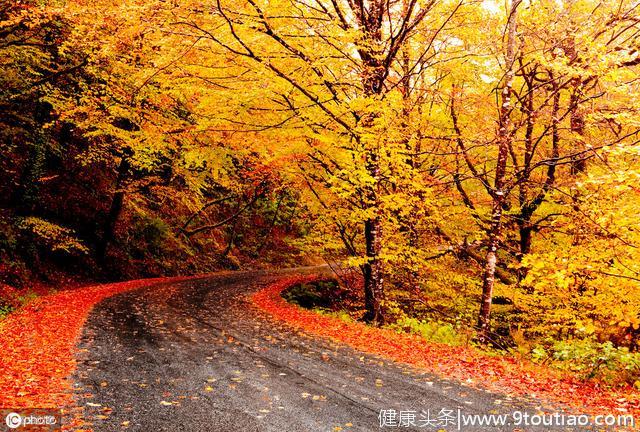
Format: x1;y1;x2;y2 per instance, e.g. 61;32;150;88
0;304;14;321
530;345;548;363
387;316;466;346
533;339;640;384
135;216;170;250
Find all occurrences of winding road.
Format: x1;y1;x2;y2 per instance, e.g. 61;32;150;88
73;268;572;431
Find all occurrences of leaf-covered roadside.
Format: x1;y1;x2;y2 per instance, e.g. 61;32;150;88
253;276;640;419
0;275;201;411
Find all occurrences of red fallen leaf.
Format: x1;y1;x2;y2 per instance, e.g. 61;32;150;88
252;275;640;419
0;274;207;423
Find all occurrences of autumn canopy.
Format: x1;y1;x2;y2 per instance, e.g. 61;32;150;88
1;0;639;392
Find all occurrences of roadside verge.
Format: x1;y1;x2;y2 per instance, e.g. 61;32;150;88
252;275;640;420
0;275;205;410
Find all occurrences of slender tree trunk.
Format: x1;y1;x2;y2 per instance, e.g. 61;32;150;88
569;87;587;174
517;74;560;272
362;134;384;324
516;71;535;260
97;155;130;263
477;0;520;342
568;51;587;175
396;20;420;289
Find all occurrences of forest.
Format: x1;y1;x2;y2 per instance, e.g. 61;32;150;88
2;0;640;393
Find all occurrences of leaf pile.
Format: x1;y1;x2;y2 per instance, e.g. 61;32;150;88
0;275;199;409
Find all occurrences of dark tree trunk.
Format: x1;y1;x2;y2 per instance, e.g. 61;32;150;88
518;224;533;256
357;4;386;325
255;193;284;254
516;73;560;269
14;133;47;215
363;217;384;323
360;141;384;324
97;155;130;263
222;214;240;259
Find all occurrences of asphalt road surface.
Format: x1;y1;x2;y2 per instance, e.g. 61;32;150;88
73;268;579;432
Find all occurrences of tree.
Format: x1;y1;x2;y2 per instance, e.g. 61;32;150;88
473;0;522;341
157;0;470;323
447;0;639;341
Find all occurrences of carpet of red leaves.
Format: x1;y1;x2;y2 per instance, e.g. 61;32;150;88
252;275;640;419
0;275;200;410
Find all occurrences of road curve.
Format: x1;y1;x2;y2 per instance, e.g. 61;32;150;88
73;268;568;432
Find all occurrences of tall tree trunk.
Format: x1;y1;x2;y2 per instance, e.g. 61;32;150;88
361;120;384;324
477;0;520;342
221;219;238;259
222;203;242;259
359;3;386;324
569;85;587;174
396;12;420;289
97;155;130;263
516;69;535;260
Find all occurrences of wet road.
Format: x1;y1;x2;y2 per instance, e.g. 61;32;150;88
74;268;570;431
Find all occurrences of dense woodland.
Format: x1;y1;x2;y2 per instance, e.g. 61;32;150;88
2;0;640;382
0;0;310;289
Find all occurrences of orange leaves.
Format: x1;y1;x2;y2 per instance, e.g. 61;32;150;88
253;276;640;418
0;275;200;410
